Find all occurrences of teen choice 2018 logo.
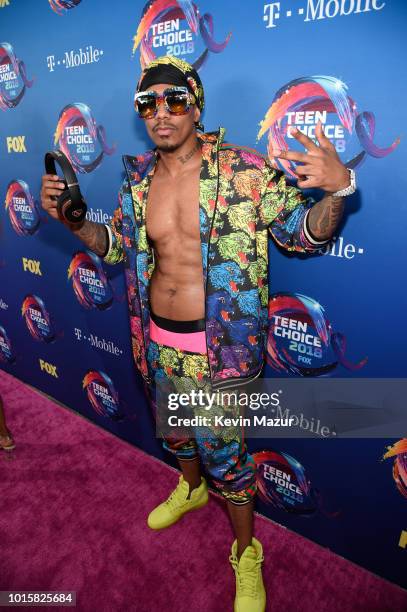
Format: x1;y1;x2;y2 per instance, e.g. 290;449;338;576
257;76;400;179
5;180;40;236
83;370;122;419
49;0;82;14
253;449;318;515
54;103;115;173
267;292;368;376
383;439;407;500
22;295;56;343
68;250;114;310
133;0;232;69
0;325;15;364
0;42;33;110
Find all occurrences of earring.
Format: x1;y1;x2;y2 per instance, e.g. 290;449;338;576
194;121;204;132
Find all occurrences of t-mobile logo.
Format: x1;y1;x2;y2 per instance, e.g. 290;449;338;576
264;1;386;28
319;235;364;259
47;55;56;72
46;47;103;72
263;2;281;28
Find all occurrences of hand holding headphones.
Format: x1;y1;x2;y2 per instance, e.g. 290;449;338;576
42;150;87;224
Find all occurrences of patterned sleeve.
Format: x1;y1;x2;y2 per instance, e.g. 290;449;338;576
260;160;329;253
103;177;129;265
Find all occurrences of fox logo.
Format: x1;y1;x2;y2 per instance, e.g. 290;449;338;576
6;136;26;153
39;359;58;377
22;258;42;275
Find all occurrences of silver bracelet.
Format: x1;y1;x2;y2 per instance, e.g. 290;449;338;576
332;168;356;197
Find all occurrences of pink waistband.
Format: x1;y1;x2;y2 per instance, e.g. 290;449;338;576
150;317;207;354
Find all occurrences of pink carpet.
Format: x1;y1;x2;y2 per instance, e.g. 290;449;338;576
0;368;406;612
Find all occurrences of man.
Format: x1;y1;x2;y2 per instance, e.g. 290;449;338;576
41;56;355;611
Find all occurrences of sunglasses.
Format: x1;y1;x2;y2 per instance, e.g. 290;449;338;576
134;86;196;119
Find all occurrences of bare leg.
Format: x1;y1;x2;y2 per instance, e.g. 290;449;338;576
0;394;9;437
178;457;202;498
227;499;254;559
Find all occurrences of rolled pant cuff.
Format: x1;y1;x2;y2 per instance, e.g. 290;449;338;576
217;482;257;505
162;439;198;461
177;455;200;462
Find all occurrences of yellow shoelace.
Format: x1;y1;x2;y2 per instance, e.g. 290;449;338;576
164;482;188;510
229;554;264;596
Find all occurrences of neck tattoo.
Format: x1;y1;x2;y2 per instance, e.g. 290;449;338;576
177;141;200;165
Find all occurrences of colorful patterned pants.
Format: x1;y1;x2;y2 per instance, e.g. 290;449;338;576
145;316;257;505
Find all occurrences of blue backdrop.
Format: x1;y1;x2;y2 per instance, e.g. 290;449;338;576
0;0;406;589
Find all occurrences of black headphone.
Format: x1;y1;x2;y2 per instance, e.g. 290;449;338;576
44;150;87;224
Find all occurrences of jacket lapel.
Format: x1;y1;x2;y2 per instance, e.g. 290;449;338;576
197;128;225;286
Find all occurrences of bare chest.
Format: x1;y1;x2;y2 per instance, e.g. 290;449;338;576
146;169;201;243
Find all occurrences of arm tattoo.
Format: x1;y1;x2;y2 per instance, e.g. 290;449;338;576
308;194;344;241
70;220;108;257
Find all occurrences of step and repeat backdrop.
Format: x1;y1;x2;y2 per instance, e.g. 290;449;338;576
0;0;406;589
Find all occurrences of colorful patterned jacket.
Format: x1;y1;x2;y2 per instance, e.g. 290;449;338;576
104;128;326;389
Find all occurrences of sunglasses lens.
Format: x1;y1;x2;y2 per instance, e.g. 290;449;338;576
166;91;189;114
136;95;156;118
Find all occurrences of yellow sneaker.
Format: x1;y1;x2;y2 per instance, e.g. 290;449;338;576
147;475;208;530
229;537;266;612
